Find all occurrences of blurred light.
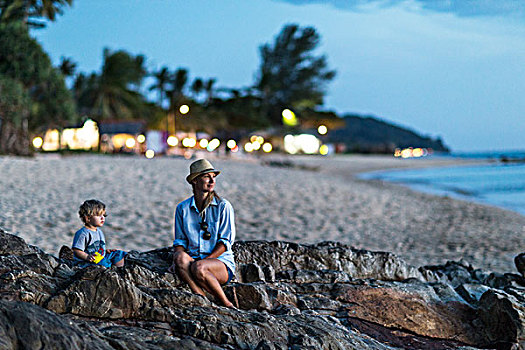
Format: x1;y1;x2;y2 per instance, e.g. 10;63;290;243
319;144;329;155
282;109;293;119
207;138;220;152
256;136;264;144
110;134;129;149
396;147;429;159
179;105;189;114
60;119;99;150
283;134;297;154
250;135;258;143
284;134;294;143
282;109;298;126
125;138;136;148
252;140;261;150
231;145;239;153
32;137;43;149
244;142;254;152
42;129;59;151
145;150;155;159
401;148;413;158
283;134;320;154
137;134;146;143
199;139;209;148
412;148;423;157
227;139;237;149
262;142;273;153
297;134;320;154
318;125;328;135
182;137;197;148
167;135;179;147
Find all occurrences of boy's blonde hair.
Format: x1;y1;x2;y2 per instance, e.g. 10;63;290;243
79;199;106;225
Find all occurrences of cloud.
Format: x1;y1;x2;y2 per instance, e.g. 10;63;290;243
274;0;525;18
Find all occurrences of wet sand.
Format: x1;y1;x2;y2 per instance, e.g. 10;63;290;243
0;153;523;273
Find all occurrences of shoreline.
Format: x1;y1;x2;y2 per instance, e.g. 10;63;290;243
358;163;525;218
0;154;523;274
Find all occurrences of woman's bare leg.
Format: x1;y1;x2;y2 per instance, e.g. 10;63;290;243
170;251;206;296
191;259;233;308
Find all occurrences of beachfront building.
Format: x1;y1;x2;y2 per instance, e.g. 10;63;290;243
33;119;149;154
98;120;146;154
35;119;99;151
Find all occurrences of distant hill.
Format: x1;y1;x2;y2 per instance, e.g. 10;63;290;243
326;114;450;154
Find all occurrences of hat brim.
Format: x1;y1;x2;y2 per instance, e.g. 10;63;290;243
186;169;220;184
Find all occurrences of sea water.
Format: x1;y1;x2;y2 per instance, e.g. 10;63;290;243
360;152;525;216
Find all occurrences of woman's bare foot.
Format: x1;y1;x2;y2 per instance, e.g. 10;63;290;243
224;301;235;308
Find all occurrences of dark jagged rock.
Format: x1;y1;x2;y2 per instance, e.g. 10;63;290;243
0;228;524;349
59;245;74;260
233;240;424;281
0;230;42;256
0;300;111;350
516;253;525;277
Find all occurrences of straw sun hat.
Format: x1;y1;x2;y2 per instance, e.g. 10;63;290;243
186;159;221;184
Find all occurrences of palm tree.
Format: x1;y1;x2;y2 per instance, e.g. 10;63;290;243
167;68;188;131
204;78;216;106
0;0;73;27
0;21;76;154
59;56;76;77
169;68;188;102
190;77;204;101
149;66;171;132
255;24;336;125
75;49;148;121
149;66;170;109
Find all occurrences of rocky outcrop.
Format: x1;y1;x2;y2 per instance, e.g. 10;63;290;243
516;253;525;278
0;227;524;349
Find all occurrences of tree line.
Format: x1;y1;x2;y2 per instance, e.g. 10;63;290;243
0;0;336;155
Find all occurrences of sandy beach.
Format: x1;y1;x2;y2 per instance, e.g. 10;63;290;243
0;153;523;273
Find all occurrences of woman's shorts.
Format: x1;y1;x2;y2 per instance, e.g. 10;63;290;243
224;264;234;284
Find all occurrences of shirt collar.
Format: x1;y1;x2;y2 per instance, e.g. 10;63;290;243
190;195;219;212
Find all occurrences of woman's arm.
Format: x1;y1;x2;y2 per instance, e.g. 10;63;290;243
215;200;236;251
173;205;189;249
205;242;226;259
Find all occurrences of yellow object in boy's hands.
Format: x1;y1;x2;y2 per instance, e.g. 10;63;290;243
93;252;103;264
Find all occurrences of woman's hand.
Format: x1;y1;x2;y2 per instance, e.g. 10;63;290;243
169;248;193;273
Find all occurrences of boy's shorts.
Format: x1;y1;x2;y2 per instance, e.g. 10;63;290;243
74;250;127;268
98;250;127;267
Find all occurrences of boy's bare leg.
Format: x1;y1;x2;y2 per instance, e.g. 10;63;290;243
171;251;207;297
114;258;124;267
191;259;234;308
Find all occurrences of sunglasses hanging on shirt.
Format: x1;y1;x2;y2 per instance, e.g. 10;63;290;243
199;209;212;240
200;221;211;240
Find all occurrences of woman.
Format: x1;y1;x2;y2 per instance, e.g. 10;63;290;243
169;159;236;308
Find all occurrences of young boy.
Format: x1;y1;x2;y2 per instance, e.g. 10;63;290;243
72;199;126;268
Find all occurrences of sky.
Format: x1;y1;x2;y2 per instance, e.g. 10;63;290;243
33;0;525;152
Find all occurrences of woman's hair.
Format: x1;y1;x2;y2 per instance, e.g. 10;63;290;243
202;191;221;213
78;199;106;224
191;182;221;214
